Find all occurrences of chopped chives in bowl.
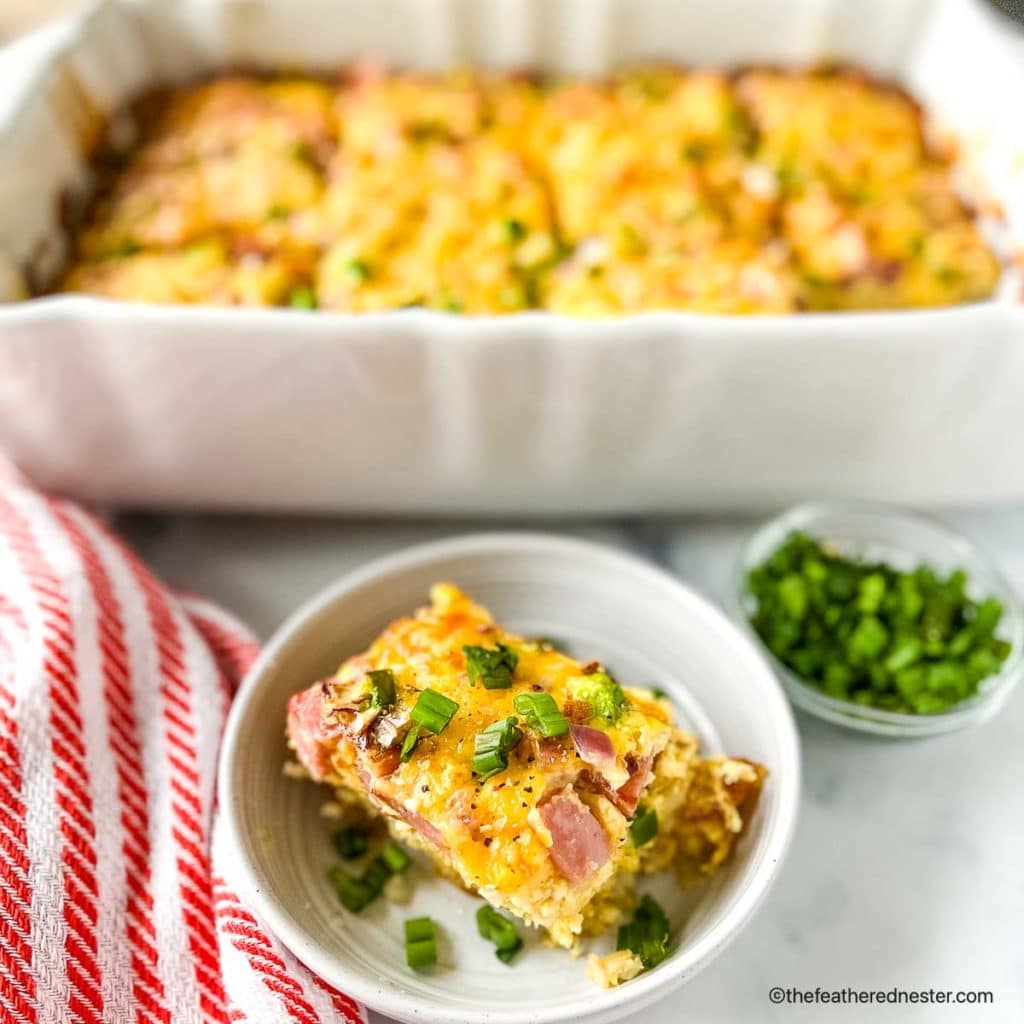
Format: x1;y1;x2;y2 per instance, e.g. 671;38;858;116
746;531;1012;716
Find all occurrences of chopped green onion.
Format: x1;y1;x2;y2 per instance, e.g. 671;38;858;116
366;669;397;709
288;286;316;310
328;867;374;913
410;689;459;734
400;724;421;763
463;644;519;690
472;716;523;781
501;217;526;243
570;671;628;723
344;258;371;283
333;827;370;859
617;894;671;970
629;807;659;847
472;749;506;777
512;692;569;738
477;905;523;964
471;716;520;778
746;531;1012;716
495;940;524;964
404;917;437;969
361;856;391;896
405;917;435;943
381;840;410;874
331;841;411;915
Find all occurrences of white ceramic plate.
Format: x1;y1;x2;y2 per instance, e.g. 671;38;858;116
218;534;800;1024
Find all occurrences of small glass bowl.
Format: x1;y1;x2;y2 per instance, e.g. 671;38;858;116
735;501;1024;738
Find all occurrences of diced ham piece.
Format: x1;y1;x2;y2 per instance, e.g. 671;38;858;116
570;724;616;772
613;755;653;816
286;683;332;780
539;787;611;883
369;789;447;851
577;753;653;816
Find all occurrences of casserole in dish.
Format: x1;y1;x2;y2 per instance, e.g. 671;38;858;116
50;65;1000;314
0;0;1022;512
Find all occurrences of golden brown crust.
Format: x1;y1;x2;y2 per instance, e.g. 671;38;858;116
50;65;1000;313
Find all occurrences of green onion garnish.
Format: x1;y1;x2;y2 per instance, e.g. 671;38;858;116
399;723;421;762
344;258;371;283
410;688;459;734
495;941;524;964
381;840;410;874
333;827;370;859
288;286;317;310
616;894;671;970
472;716;523;781
501;217;526;243
463;644;519;690
512;692;569;738
404;917;438;969
366;669;397;709
330;842;411;914
746;531;1012;715
629;807;658;847
327;867;375;913
476;905;523;964
361;856;391;896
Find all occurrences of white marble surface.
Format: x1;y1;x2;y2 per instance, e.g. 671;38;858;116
119;508;1024;1024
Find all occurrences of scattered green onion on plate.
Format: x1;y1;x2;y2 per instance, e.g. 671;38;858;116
333;826;370;859
617;894;671;970
476;904;523;964
405;917;438;969
328;838;411;913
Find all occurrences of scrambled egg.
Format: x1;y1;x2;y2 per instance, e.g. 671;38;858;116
54;67;1000;313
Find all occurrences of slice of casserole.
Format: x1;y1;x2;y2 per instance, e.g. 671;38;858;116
286;583;763;948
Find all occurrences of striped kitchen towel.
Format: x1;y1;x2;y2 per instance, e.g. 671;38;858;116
0;472;364;1024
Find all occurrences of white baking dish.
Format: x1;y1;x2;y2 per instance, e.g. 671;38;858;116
1;0;1022;515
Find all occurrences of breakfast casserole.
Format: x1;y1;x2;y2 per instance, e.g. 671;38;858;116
285;583;765;980
51;64;1000;315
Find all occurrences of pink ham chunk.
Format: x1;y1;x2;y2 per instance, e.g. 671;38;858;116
539;786;611;883
286;682;332;780
578;753;653;817
612;755;653;816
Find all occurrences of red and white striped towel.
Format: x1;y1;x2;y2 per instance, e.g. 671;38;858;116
0;473;364;1024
